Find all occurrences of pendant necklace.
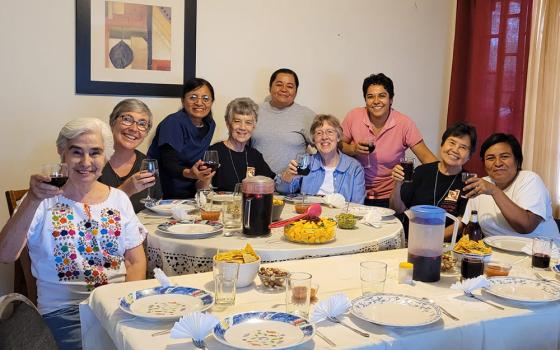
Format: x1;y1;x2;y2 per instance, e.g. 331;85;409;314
226;141;248;183
433;169;458;206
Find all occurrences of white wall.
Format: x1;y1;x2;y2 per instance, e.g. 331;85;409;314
0;0;455;295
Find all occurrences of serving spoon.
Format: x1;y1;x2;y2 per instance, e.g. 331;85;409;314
268;203;322;229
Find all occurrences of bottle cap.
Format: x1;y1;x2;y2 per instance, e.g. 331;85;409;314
399;262;413;269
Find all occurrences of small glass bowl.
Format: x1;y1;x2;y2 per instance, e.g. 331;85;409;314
258;267;289;289
294;203;311;214
484;261;512;277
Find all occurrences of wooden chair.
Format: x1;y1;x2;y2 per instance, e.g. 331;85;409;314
4;189;36;305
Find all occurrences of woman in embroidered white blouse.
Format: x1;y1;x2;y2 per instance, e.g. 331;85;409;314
0;118;147;350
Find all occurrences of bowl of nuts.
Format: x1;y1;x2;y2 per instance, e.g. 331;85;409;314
258;267;289;289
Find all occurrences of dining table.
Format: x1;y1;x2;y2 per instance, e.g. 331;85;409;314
80;247;560;350
142;202;405;275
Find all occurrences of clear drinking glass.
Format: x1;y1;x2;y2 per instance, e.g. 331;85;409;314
41;163;68;188
203;150;220;172
532;237;553;269
222;183;242;229
400;157;415;183
295;153;312;176
360;261;387;295
213;260;240;305
461;172;477;198
285;272;312;318
139;159;158;204
359;140;375;169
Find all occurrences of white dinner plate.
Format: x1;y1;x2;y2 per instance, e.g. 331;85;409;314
145;199;196;216
349;205;395;218
157;220;223;238
483;236;533;253
484;277;560;303
283;195;324;204
351;293;440;327
119;286;214;320
213;311;314;350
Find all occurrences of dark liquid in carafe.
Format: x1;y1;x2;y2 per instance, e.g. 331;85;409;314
408;253;441;282
242;193;272;236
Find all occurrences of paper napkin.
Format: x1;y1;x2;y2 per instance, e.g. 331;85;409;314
171;205;196;221
311;293;351;323
324;193;346;208
450;276;490;293
170;312;219;341
359;210;383;227
153;268;172;288
520;242;560;259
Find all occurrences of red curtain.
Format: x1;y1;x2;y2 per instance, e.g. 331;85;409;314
447;0;533;175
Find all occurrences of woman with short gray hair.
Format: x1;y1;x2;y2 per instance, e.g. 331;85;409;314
197;97;275;191
99;99;162;212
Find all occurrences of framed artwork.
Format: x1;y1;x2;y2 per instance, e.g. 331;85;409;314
75;0;196;97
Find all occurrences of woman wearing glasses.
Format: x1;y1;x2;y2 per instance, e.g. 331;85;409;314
147;78;216;198
276;114;365;203
99;99;162;212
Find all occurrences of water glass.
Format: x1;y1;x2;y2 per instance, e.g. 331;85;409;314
213;261;239;305
360;261;387;295
461;256;484;280
400;157;415;182
532;237;553;269
285;272;312;318
461;172;477;198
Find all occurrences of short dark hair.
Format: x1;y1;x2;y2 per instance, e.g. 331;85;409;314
362;73;394;99
441;122;477;156
181;77;215;101
479;133;523;170
269;68;299;89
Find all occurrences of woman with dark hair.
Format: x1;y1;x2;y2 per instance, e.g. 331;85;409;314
462;133;559;238
99;99;162;212
341;73;437;207
197;97;276;191
251;68;316;174
390;123;477;239
147;78;216;198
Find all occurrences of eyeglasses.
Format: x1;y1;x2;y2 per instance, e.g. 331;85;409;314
119;114;150;131
187;94;212;104
314;129;337;138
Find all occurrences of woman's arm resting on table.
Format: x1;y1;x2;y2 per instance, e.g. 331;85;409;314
410;141;438;164
124;244;147;281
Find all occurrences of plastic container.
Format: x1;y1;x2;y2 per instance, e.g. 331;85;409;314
398;262;414;284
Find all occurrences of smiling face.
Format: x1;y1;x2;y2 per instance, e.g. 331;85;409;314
483;142;519;188
312;121;340;156
365;84;392;120
228;113;256;145
269;73;297;109
439;135;471;171
111;111;150;151
182;85;214;122
60;131;106;186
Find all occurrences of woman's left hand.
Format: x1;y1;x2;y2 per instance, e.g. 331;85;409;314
463;177;497;198
119;171;156;196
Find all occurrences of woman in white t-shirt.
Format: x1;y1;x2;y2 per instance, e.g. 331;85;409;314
0;118;147;350
462;133;559;239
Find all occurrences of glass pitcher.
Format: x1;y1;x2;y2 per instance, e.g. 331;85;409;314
242;176;274;236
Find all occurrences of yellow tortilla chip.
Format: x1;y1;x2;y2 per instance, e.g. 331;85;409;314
214;243;259;263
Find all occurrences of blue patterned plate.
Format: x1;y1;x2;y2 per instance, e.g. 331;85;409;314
552;264;560;275
351;293;441;327
157;220;223;239
119;286;214;320
483;277;560;303
145;199;196;215
213;311;315;350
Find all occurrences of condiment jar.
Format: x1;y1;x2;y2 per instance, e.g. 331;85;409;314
398;262;414;284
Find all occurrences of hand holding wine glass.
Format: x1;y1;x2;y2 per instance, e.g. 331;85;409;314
139;159;158;204
357;140;375;168
41;163;68;188
202;150;220;172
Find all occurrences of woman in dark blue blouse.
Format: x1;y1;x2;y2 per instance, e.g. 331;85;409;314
147;78;216;198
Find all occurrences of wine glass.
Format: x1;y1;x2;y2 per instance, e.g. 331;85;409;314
139;159;158;204
359;140;375;169
295;153;311;176
203;150;220;172
41;163;69;188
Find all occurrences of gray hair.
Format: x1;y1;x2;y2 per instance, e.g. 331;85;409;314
56;118;115;161
224;97;259;126
108;98;153;129
310;114;343;140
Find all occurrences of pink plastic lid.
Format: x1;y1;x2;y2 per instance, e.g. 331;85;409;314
242;176;274;194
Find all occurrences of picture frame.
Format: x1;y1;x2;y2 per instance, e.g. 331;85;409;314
75;0;196;97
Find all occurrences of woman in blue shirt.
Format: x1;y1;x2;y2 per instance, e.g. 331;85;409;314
276;114;366;203
147;78;216;198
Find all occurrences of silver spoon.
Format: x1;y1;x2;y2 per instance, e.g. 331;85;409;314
421;297;459;321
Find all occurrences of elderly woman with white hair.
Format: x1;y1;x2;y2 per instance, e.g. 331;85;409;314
0;118;147;350
197;97;276;191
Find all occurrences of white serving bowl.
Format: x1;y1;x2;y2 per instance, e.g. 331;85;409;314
452;250;492;263
235;257;261;288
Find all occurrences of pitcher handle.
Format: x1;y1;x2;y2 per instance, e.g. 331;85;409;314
243;198;252;230
444;212;459;252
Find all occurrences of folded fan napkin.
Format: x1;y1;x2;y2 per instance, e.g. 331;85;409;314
359;210;383;226
170;312;219;341
153;268;172;288
324;193;346;208
450;276;490;293
311;293;351;323
520;242;559;259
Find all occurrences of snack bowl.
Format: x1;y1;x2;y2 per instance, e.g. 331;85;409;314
484;260;512;277
213;255;261;288
271;198;285;222
284;217;336;244
201;209;221;221
294;203;311;214
452;250;492;264
336;213;357;229
258;266;289;289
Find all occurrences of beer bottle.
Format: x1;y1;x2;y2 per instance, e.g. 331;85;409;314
463;210;483;241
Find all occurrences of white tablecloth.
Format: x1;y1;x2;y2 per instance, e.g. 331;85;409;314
143;204;404;275
81;249;560;350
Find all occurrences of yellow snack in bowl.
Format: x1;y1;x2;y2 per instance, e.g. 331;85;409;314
453;235;492;255
284;217;336;244
214;243;259;263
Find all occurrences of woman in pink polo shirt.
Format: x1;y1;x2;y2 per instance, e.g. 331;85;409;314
340;73;437;207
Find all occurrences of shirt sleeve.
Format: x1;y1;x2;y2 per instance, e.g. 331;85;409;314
512;172;550;220
402;116;424;148
118;192;147;250
351;164;366;204
153;117;186;153
26;198;47;240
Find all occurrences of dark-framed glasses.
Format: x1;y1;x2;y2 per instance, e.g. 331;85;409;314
187;94;212;104
120;114;150;131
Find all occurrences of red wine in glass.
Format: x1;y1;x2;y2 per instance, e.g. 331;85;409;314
368;144;375;153
47;176;68;188
139;159;158;204
296;153;311;176
204;161;220;172
41;163;68;188
202;150;220;172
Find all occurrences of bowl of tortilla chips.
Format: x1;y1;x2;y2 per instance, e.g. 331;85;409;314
214;244;260;288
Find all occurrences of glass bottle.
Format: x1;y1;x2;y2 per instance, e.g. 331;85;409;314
462;210;483;241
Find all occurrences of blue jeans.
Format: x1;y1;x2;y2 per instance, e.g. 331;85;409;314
42;305;82;350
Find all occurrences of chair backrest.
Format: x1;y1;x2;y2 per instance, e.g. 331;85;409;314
4;189;37;305
0;293;58;350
